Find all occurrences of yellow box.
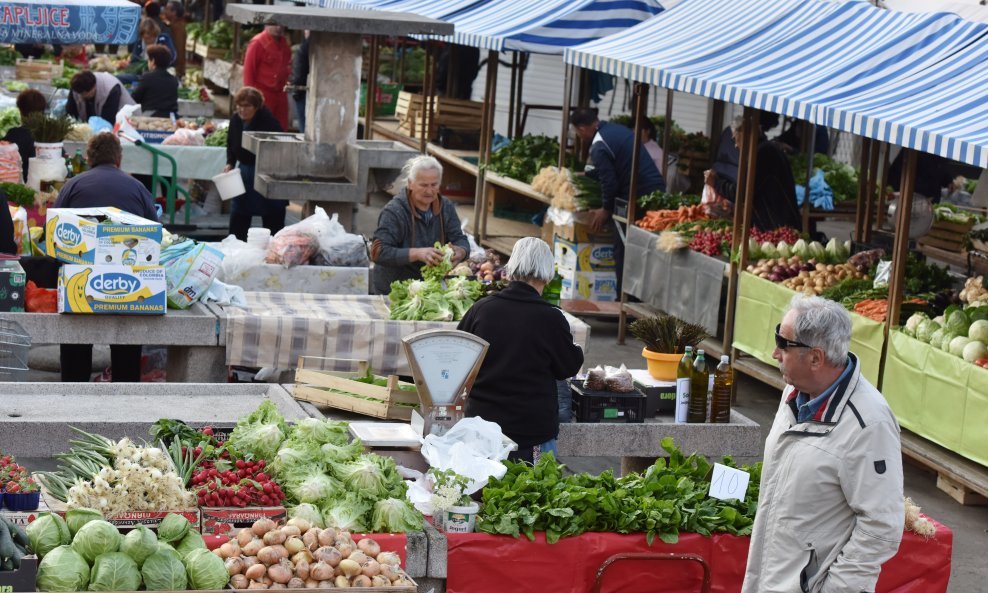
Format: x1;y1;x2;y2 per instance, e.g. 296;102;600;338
45;207;162;266
58;265;167;315
553;236;615;272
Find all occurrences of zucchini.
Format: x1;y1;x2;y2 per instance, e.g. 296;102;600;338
0;516;29;549
0;519;14;560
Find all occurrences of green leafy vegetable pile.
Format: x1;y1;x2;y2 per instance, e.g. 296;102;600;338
229;403;423;533
478;438;761;545
201;20;233;49
790;153;859;202
387;243;484;321
0;107;21;138
204;127;227;147
1;182;36;209
0;46;17;66
487;135;579;183
638;191;700;213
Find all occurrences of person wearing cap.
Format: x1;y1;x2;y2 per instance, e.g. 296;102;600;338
242;23;292;130
457;237;584;463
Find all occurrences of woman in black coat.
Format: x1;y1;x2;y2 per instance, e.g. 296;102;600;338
223;86;286;240
457;237;585;462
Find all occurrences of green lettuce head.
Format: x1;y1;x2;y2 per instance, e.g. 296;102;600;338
36;545;91;592
70;520;121;564
89;552;142;592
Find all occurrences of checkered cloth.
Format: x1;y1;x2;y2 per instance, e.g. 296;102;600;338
224;292;591;375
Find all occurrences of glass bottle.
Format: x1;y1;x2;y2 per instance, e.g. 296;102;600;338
72;150;85;175
710;355;734;423
687;349;709;423
674;346;693;423
542;268;563;306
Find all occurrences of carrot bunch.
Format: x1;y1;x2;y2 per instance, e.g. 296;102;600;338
636;205;708;232
853;298;926;322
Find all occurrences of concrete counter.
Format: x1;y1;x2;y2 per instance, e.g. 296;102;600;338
0;383;309;457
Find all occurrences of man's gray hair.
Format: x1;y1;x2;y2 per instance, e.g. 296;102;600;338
401;155;443;187
787;295;851;366
505;237;554;284
730;114;744;134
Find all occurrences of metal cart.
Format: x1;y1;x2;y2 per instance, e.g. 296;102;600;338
119;132;193;226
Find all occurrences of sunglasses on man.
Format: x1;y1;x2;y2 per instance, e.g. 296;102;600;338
775;324;812;350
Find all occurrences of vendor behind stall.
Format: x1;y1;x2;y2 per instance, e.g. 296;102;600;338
458;237;585;463
53;133;158;382
223;87;286;241
66;71;136;123
369;155;468;294
131;44;179;118
2;89;47;182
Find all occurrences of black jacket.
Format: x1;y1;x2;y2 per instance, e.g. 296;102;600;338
226;106;283;168
587;121;665;212
2;126;34;182
131;67;179;118
0;187;17;254
290;37;309;100
715;138;802;232
458;282;584;448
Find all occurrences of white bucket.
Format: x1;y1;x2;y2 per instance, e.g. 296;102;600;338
443;502;479;533
34;142;64;160
246;227;271;250
212;168;246;201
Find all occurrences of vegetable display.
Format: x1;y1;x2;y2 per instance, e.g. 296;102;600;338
34;512;211;592
636;204;707;232
0;515;30;572
220;518;415;589
478;439;760;544
204;127;228;147
790;153;858;202
0;107;21;138
903;305;988;367
531;166;602;211
638;191;700;213
487;135;579;183
387;244;484;321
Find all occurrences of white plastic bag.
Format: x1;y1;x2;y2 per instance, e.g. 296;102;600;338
293;206;369;267
420;417;513;495
162;128;205;146
204;278;247;307
114;104;145;143
215;235;267;281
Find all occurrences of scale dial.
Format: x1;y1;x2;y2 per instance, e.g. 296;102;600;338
402;330;489;407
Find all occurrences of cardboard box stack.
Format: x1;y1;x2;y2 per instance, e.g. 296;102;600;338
46;207;167;315
552;218;618;302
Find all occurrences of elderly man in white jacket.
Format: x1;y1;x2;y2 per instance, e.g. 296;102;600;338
742;296;904;593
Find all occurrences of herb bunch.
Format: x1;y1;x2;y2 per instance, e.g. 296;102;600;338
630;314;710;354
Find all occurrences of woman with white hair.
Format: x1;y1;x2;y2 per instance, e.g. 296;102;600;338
370;155;469;294
457;237;585;463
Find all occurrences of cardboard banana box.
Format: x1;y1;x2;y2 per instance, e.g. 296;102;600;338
58;265;167;315
45;207;162;265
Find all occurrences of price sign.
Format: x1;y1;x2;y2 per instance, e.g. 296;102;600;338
708;463;750;502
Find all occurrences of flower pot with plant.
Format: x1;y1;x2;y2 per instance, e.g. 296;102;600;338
428;468;479;533
0;454;40;511
23;113;74;160
630;314;710;380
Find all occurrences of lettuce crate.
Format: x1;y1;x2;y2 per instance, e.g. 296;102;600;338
292;357;420;421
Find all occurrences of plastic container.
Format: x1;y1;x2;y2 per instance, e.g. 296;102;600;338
569;380;647;423
3;490;41;511
246;227;271;250
212;168;246;201
443;502;479;533
34;141;64;160
642;347;681;380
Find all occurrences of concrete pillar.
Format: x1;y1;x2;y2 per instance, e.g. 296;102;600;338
302;31;362;178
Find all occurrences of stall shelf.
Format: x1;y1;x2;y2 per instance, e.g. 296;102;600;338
444;524;952;593
732;272;885;385
219;292;590;375
882;330;988;469
477;171;550;255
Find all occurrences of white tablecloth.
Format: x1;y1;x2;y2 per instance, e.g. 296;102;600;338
64;141;227;181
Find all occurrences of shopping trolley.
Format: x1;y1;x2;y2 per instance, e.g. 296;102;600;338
591;552;712;593
0;319;30;381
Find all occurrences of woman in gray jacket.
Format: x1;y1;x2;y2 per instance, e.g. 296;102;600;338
370;156;469;294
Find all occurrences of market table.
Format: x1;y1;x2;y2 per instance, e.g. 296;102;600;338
624;225;728;334
219;292;591;374
63;140;227;181
0;303;226;382
444;521;953;593
733;272;886;384
220;263;369;295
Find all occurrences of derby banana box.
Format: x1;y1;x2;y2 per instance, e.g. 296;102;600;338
58;265;167;315
45;207;162;266
553;236;615;272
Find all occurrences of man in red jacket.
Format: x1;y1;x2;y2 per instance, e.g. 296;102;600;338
242;24;292;130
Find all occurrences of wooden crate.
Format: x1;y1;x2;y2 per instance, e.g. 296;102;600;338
194;42;228;60
918;219;974;253
396;91;482;139
293;356;420;421
15;59;62;81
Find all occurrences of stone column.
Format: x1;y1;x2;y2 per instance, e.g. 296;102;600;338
301;31;362;178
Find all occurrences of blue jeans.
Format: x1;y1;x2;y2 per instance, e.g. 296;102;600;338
558;379;573;422
294;96;306;132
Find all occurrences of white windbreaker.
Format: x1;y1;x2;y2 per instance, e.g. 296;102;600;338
742;354;905;593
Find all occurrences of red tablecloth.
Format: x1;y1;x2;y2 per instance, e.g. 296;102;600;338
352;532;408;567
446;519;952;593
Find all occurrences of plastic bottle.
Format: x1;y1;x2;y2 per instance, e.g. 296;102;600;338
710;355;734;423
687;349;709;423
674;346;693;423
542;268;563;306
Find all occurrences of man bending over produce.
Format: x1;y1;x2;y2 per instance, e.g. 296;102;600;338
66;71;136;123
570;108;665;293
742;296;903;593
370;155;468;294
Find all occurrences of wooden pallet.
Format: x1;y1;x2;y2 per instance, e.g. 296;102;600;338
15;59;62;81
901;430;988;505
395;91;482;139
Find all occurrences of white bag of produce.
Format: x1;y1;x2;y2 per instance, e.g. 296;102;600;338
420;417;513;495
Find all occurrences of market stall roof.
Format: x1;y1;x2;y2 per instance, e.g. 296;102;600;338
314;0;487;16
564;0;988;166
423;0;664;54
882;0;988;23
0;0;141;45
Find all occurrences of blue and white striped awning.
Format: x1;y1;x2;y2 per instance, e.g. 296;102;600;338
427;0;664;54
308;0;483;16
565;0;988;166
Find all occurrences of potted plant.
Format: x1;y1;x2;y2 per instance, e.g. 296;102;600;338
1;455;40;511
630;314;710;380
428;468;478;533
23;113;74;160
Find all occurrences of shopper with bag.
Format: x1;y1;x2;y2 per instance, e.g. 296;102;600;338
224;87;286;240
